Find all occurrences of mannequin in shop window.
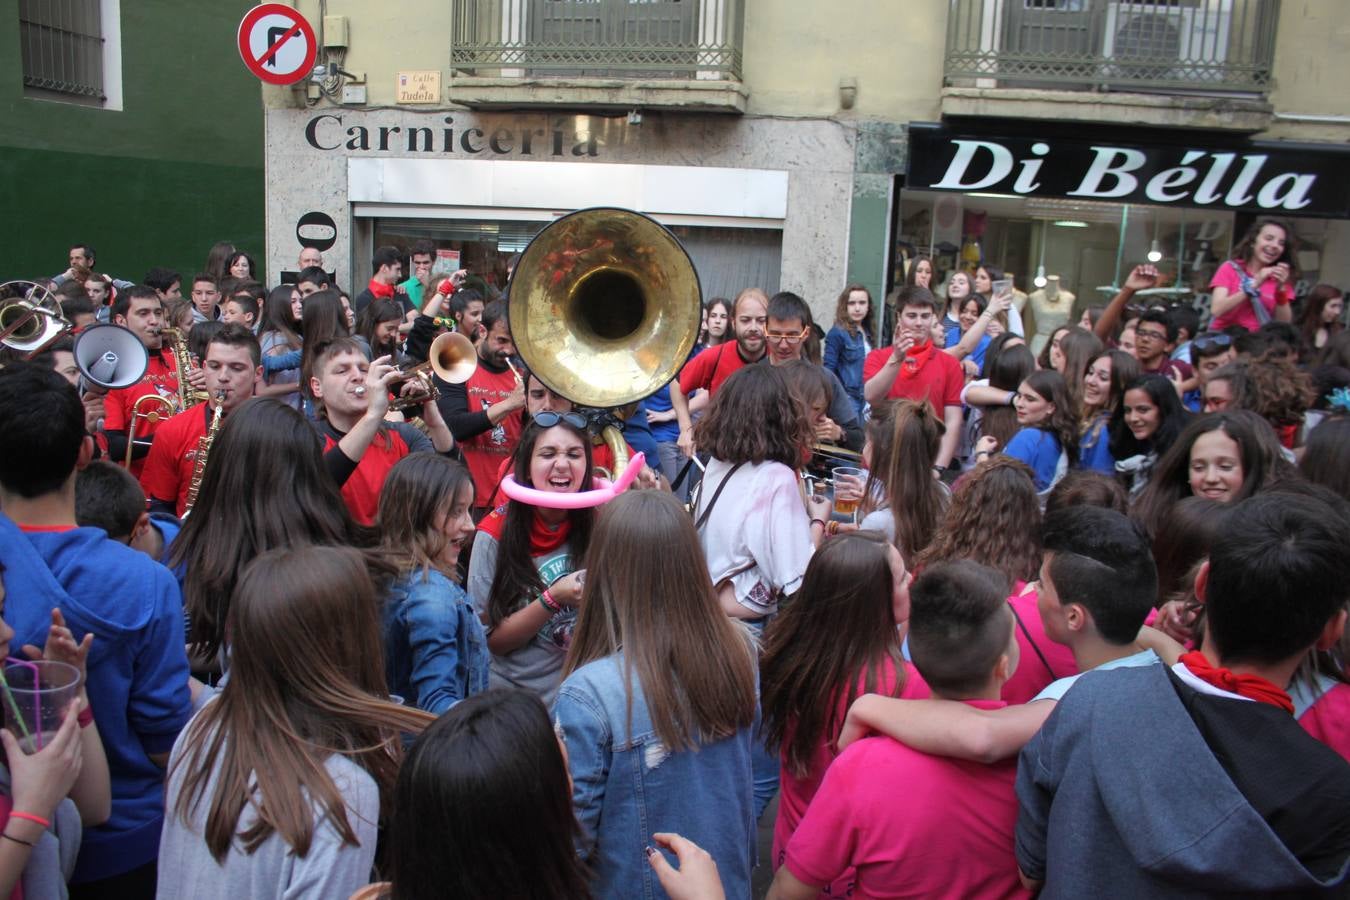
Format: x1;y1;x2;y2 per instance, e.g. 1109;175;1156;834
1027;276;1076;358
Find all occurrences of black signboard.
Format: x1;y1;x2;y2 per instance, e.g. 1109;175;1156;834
907;123;1350;218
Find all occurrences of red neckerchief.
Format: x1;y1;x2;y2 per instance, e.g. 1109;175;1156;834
478;504;572;554
367;278;395;300
900;339;936;380
1179;650;1294;714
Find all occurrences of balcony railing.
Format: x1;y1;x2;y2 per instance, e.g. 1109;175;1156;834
945;0;1278;94
451;0;743;81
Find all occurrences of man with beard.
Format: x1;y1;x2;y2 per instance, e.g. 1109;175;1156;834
672;287;769;458
436;298;526;515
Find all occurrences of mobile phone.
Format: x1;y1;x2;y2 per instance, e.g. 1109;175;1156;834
992;278;1013;300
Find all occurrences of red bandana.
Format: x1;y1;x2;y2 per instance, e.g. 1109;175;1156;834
899;340;936;380
367;278;395;300
478;505;573;555
1179;651;1294;714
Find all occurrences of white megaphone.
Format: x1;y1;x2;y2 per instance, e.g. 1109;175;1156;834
73;324;149;390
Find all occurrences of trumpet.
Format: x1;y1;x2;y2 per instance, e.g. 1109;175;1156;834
0;281;72;358
387;331;478;412
126;393;176;468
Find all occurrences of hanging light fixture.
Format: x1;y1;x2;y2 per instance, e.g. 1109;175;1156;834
1034;220;1048;288
1147;217;1163;262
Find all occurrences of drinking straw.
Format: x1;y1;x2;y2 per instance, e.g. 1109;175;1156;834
0;659;36;745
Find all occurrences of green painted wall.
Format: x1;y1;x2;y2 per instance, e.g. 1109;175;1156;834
0;0;264;282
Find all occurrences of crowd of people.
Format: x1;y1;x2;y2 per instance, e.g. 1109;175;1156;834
0;214;1346;899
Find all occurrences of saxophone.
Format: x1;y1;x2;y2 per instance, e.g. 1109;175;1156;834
182;390;224;519
161;326;210;411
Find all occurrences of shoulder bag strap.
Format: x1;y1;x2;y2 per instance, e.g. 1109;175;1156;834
1007;597;1057;680
693;461;747;531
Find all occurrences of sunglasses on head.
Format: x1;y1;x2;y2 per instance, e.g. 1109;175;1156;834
1192;332;1233;353
532;411;588;430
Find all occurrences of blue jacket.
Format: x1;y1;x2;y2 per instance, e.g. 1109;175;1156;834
381;568;489;714
823;325;868;418
1004;427;1065;491
1078;414;1115;475
553;654;756;900
0;514;191;883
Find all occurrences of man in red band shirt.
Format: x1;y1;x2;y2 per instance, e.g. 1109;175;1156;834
671;287;769;458
436;298;526;515
140;324;260;517
313;338;454;525
101;286;207;477
863;286;963;471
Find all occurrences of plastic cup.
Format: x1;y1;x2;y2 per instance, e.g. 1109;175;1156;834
2;660;80;754
831;466;866;522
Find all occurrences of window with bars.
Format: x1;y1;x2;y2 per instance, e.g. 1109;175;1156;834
19;0;107;103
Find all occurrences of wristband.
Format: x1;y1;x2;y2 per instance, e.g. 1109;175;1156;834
538;589;563;613
8;812;49;829
78;704;94;729
1;833;33;847
1007;391;1016;406
437;278;457;296
809;518;827;530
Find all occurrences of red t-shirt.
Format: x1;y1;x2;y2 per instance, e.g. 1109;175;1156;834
785;699;1030;900
462;366;523;509
1004;584;1078;705
139;403;214;517
862;345;964;414
678;341;758;397
773;660;930;895
103;349;181;479
322;427;412;526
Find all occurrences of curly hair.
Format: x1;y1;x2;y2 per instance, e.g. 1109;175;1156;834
916;457;1042;586
1232;352;1316;427
693;365;811;468
1232;217;1301;281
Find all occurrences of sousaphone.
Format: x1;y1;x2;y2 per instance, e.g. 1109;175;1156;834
509;208;703;472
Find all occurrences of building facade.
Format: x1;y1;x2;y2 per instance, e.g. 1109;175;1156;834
262;0;1349;331
0;0;264;283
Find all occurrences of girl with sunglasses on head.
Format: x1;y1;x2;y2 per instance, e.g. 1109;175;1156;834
467;417;594;706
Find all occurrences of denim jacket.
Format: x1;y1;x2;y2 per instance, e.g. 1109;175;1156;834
823;325;868;418
382;568;490;714
553;654;756;900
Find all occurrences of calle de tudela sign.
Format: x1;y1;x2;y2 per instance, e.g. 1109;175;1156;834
907;123;1350;218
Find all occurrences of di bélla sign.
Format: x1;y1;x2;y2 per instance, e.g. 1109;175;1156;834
907;123;1350;218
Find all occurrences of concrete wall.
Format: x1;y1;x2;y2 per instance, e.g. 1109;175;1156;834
1264;0;1350;142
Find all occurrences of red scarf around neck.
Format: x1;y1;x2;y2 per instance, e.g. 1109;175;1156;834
1179;650;1294;714
367;277;395;300
479;504;573;555
900;340;936;380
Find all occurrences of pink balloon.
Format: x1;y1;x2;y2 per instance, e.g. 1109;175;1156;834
499;452;646;509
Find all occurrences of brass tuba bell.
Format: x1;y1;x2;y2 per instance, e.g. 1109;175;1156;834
0;281;72;358
508;208;703;471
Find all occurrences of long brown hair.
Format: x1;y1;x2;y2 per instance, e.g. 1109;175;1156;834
833;283;874;337
375;453;474;579
171;546;434;862
1298;284;1344;356
917;457;1042;585
761;532;905;777
1022;370;1081;467
486;421;595;626
562;492;756;751
693;365;811;468
1057;327;1104;413
864;400;946;561
169;398;368;661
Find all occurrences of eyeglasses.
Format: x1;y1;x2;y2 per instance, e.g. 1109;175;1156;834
1135;328;1168;342
532;411;588;430
766;330;808;344
1192;332;1233;354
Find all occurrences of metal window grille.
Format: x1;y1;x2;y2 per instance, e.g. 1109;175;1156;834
452;0;743;80
19;0;106;101
945;0;1279;94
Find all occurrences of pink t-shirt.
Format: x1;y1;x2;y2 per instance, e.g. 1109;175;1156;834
1003;584;1079;705
772;660;931;895
784;700;1030;900
1209;260;1294;332
1299;681;1350;763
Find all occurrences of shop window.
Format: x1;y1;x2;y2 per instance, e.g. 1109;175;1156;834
18;0;122;109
